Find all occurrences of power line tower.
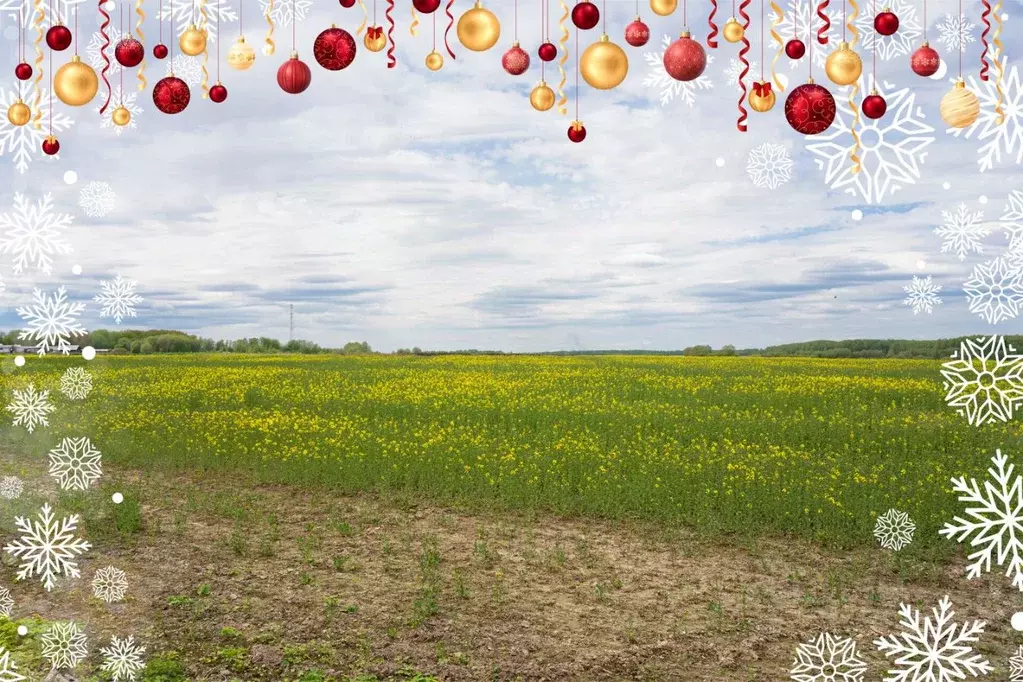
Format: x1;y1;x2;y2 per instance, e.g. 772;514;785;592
289;304;294;343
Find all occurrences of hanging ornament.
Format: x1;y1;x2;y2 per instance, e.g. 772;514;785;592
940;78;980;128
111;104;131;125
414;0;441;11
579;33;628;88
277;52;312;93
502;42;530;75
530;80;555;110
861;90;886;118
784;38;805;58
538;42;557;61
624;17;650;47
209;81;227;102
873;7;898;35
425;49;444;69
15;63;33;80
364;26;387;51
6;99;30;126
571;1;599;29
153;75;190;113
567;119;586;142
910;42;939;76
153;43;169;59
722;16;744;42
227;36;256;69
457;1;501;51
649;0;677;16
115;37;145;67
314;25;357;70
339;0;356;6
784;80;836;134
41;135;59;155
53;56;100;106
180;24;207;56
748;80;775;111
663;31;706;81
45;24;72;51
824;42;862;85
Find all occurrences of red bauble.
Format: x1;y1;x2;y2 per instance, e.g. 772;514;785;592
153;76;190;114
663;34;707;81
502;43;530;75
313;26;357;70
567;122;586;142
873;9;899;36
209;83;228;102
153;43;169;59
41;136;59;155
14;63;32;80
571;1;600;30
784;81;837;135
115;37;145;67
861;92;886;119
278;54;312;94
339;0;356;6
45;24;72;51
538;42;557;61
412;0;441;12
785;38;805;59
910;43;940;77
624;18;650;47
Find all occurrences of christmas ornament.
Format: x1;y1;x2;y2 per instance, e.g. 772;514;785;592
910;42;939;77
649;0;677;16
572;1;600;30
785;38;805;59
364;26;387;52
663;32;706;81
425;49;444;70
111;104;131;126
861;90;886;118
53;56;100;106
940;79;980;128
624;17;650;47
580;33;628;89
530;80;555;110
824;42;862;86
41;136;59;155
6;100;30;126
457;1;501;52
14;63;32;80
45;24;72;51
748;81;775;112
722;17;744;43
179;24;207;57
277;52;312;93
339;0;356;6
873;8;898;35
153;43;169;59
413;0;442;11
784;80;836;134
114;37;145;68
313;26;357;70
502;42;530;75
567;120;586;142
153;75;190;113
209;82;228;102
227;36;256;70
538;42;557;61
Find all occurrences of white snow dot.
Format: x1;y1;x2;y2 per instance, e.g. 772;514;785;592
16;626;27;637
1002;12;1008;20
851;209;863;221
715;157;725;167
916;260;927;270
942;181;951;190
63;170;78;184
72;264;82;275
14;356;25;367
1013;611;1023;631
979;195;988;204
112;492;124;504
81;346;96;361
104;0;115;9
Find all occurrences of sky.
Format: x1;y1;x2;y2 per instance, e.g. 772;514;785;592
0;0;1021;352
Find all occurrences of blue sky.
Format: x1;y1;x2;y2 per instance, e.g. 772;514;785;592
0;0;1022;351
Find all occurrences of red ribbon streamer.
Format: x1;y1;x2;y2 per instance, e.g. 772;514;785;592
981;0;991;80
443;0;456;59
707;0;718;47
98;0;112;114
367;25;383;38
737;0;750;131
752;80;771;96
815;0;830;44
385;0;395;68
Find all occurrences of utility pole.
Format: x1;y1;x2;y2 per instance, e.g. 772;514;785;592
289;304;294;343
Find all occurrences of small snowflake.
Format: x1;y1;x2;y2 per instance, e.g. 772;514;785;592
0;477;23;500
747;142;793;189
963;257;1023;324
776;0;841;70
78;181;116;218
643;34;715;107
0;86;74;174
1010;646;1023;682
936;203;990;261
854;0;922;60
41;621;88;670
0;192;74;275
3;503;92;591
999;187;1023;260
903;275;942;314
60;367;93;401
941;336;1023;426
92;566;128;603
6;384;54;433
100;635;145;681
160;0;236;43
0;587;12;618
874;509;916;550
875;596;992;681
936;13;976;53
722;57;757;85
258;0;310;27
17;286;87;355
85;27;125;77
948;54;1023;173
165;54;203;87
48;437;102;491
98;87;143;135
791;632;867;681
0;647;25;682
94;274;142;324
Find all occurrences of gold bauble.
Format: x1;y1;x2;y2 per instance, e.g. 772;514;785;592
723;17;744;43
457;1;501;52
425;49;444;70
179;24;207;56
53;56;99;107
227;36;256;70
111;105;131;126
649;0;678;16
941;79;980;128
529;81;555;111
364;29;387;52
6;100;30;127
579;33;629;90
824;41;862;86
748;83;776;112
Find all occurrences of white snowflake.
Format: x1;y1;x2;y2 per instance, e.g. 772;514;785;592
0;586;12;617
722;57;757;85
643;34;715;107
873;509;916;550
0;476;23;500
0;0;86;29
1011;646;1023;682
936;12;976;53
963;257;1023;324
0;192;73;275
41;621;88;670
936;202;990;260
92;566;128;603
6;384;54;433
98;87;143;135
775;0;841;71
853;0;922;60
48;437;102;491
94;274;142;324
165;54;203;87
3;503;92;591
78;181;116;218
1001;188;1023;259
747;142;793;189
257;0;310;27
948;54;1023;173
941;335;1023;426
85;27;125;77
17;286;87;356
100;636;145;681
0;647;25;682
160;0;236;43
0;86;74;174
791;632;867;681
903;275;942;314
806;77;935;204
60;367;93;400
874;596;992;681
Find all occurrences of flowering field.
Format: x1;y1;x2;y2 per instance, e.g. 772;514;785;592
3;353;1012;549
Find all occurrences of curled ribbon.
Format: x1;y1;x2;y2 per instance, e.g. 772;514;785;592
769;0;784;91
846;0;860;173
411;4;419;36
815;0;829;44
98;0;112;114
200;0;210;98
707;0;718;47
356;0;367;35
264;0;275;56
385;0;396;67
31;0;43;129
557;0;568;114
737;0;750;131
980;0;991;80
992;1;1004;124
443;0;456;58
136;0;147;92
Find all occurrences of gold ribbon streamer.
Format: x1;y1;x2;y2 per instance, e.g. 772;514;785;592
769;0;784;92
410;5;419;36
846;0;861;173
992;0;1004;125
356;0;367;35
556;0;568;115
200;0;210;98
136;0;147;92
264;0;276;55
31;0;43;130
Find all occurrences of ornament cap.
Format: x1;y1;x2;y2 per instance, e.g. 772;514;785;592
870;87;877;94
807;76;814;84
680;30;691;38
882;5;890;10
538;79;547;86
953;78;965;89
921;40;929;47
599;33;610;42
44;135;56;142
70;55;82;63
726;16;738;22
571;119;584;130
838;40;849;49
473;0;483;7
237;35;246;42
290;49;299;58
634;14;641;20
512;41;520;47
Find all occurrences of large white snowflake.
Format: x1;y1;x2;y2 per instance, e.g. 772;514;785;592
165;54;203;87
3;503;92;591
874;509;916;550
936;12;976;53
6;384;54;433
941;335;1023;426
963;257;1023;324
0;647;25;682
41;621;88;670
790;632;867;681
78;181;116;218
98;87;143;135
936;202;990;260
48;437;102;491
1011;646;1023;682
805;77;934;204
85;27;126;77
903;275;942;314
875;596;992;681
160;0;236;43
17;286;87;355
747;142;793;189
853;0;922;60
775;0;841;71
0;587;12;618
0;86;74;174
643;34;715;107
100;636;146;681
92;565;128;603
1002;188;1023;260
0;476;23;500
60;367;93;400
948;54;1023;173
94;274;142;324
257;0;310;27
722;57;757;85
0;192;73;275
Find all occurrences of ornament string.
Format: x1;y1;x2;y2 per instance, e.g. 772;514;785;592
443;0;456;58
870;0;875;86
557;0;568;114
574;25;578;120
31;0;43;129
356;0;367;35
215;0;220;83
170;0;175;70
432;9;436;51
47;48;51;135
411;4;418;36
956;0;961;79
238;0;241;36
815;0;829;44
517;0;520;40
540;0;545;80
17;9;22;99
708;0;718;47
200;0;210;98
980;0;990;80
769;0;784;90
846;0;861;173
992;0;1004;124
385;0;395;68
263;0;275;55
98;0;112;114
136;0;146;91
682;0;686;29
760;0;764;80
119;5;124;102
291;0;295;49
737;0;750;131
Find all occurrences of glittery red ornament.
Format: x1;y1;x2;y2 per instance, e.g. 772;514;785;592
571;1;600;30
41;136;59;155
567;121;586;142
911;43;940;76
624;17;650;47
873;9;899;36
115;37;145;67
14;63;32;80
785;38;805;59
663;33;706;81
153;43;169;59
861;92;886;119
313;26;357;70
277;53;312;94
153;76;191;114
209;82;228;102
339;0;356;6
412;0;441;12
46;24;72;51
784;81;836;135
502;43;530;75
538;42;557;61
